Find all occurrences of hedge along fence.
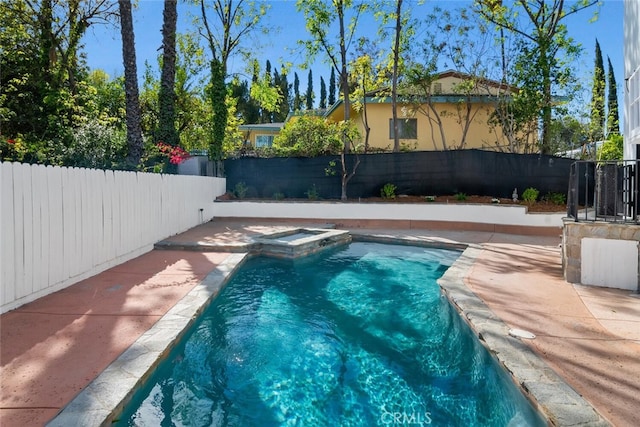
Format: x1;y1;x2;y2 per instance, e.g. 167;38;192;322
0;162;226;313
224;150;577;200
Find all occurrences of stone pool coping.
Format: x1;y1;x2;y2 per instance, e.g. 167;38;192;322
46;233;608;426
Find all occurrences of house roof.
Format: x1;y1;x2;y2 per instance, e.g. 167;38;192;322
323;70;518;118
366;69;519;98
238;122;285;132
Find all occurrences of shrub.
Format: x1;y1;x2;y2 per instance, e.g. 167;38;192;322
273;192;285;200
455;192;467;201
272;115;360;157
233;182;248;199
597;134;624;161
381;183;397;199
425;195;436;202
65;121;127;168
305;184;319;200
522;187;539;204
543;192;566;205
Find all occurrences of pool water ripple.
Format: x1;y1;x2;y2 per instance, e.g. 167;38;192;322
117;243;545;426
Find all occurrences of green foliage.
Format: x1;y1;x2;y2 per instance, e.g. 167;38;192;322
606;57;619;137
380;183;397;199
319;76;327;109
233;182;248;199
425;195;436;202
590;39;605;142
522;187;539;204
1;136;27;162
548;115;590;154
475;0;599;154
249;59;283;116
305;69;314;110
156;0;179;147
273;192;285;200
273;115;357;157
597;134;624;161
328;68;336;106
293;72;302;111
208;59;227;164
455;192;467;201
325;160;337;176
305;184;319;200
543;192;567;205
65;121;128;169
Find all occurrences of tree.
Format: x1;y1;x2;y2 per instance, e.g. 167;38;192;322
328;67;337;105
297;0;367;200
319;76;327;109
293;72;302;111
475;0;599;154
248;59;282;123
196;0;268;174
305;69;314;110
230;77;259;123
157;0;179;147
118;0;144;167
273;67;291;121
0;0;117;164
349;53;374;152
549;115;589;155
261;59;273;122
606;56;619;137
590;39;605;142
390;0;403;152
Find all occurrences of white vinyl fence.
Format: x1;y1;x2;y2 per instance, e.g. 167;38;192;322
0;162;226;313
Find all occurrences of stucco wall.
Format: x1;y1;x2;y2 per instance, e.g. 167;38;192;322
624;0;640;158
350;101;509;152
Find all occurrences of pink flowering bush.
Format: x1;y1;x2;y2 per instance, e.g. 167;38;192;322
139;141;191;173
156;141;190;165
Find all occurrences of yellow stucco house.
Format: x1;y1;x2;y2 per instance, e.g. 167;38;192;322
325;70;535;152
238;122;285;148
240;70;535;152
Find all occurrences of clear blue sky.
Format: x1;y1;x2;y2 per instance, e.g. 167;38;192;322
82;0;625;119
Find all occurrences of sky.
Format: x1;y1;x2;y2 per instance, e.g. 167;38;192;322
81;0;625;119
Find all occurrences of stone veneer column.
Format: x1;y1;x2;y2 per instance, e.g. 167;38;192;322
562;218;640;291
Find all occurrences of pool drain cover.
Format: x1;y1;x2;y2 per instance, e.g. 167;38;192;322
508;328;536;339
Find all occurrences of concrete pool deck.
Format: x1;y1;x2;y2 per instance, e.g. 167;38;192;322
1;219;639;426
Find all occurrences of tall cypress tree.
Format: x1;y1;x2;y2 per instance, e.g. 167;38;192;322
305;69;314;110
319;76;327;109
261;59;273;123
273;67;290;122
606;56;619;137
589;39;605;141
328;67;336;105
293;72;302;111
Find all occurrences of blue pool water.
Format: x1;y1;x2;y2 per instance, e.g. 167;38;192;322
118;243;545;426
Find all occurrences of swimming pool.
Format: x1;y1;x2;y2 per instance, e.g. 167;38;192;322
116;243;545;426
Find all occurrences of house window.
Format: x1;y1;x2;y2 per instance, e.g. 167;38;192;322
255;135;274;147
389;118;417;139
433;82;442;94
630;68;640;143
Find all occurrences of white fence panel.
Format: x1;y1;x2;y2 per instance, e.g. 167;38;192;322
0;162;226;313
48;165;64;290
1;164;15;306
